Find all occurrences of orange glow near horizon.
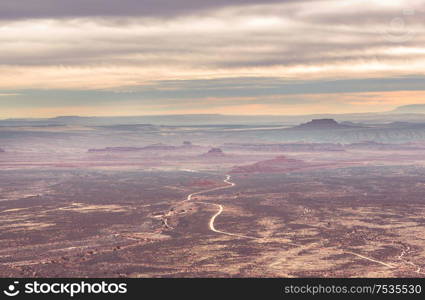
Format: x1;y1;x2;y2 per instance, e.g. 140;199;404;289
2;90;425;119
1;0;425;118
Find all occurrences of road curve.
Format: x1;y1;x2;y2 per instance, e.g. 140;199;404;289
200;202;257;239
190;175;258;239
185;175;234;202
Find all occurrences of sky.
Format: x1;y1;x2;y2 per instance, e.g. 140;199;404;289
1;0;425;118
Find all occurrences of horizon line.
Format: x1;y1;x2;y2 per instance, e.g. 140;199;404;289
3;111;425;121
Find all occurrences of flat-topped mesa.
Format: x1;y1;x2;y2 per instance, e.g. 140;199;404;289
346;141;424;150
231;155;307;173
181;141;204;150
222;142;345;152
141;143;177;151
292;119;355;130
88;147;142;152
88;143;178;152
201;147;225;157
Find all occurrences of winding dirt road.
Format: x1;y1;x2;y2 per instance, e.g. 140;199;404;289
197;201;258;239
176;172;417;274
192;175;258;239
165;174;258;239
185;175;234;202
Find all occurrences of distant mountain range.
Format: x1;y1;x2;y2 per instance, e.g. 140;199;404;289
1;104;425;127
391;104;425;114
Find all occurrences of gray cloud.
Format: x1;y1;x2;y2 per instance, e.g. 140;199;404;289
1;17;423;70
0;0;302;20
0;0;424;92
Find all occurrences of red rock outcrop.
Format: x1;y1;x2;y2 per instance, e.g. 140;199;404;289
231;155;308;173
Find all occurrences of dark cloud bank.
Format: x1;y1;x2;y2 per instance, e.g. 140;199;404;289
0;0;303;20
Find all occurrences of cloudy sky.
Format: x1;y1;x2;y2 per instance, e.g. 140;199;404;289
1;0;425;118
